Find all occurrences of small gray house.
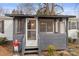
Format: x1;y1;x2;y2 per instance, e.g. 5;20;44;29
5;14;75;55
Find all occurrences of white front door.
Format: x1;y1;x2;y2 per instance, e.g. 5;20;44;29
26;18;38;47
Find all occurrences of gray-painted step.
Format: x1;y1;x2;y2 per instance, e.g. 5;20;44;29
23;47;39;56
24;50;38;53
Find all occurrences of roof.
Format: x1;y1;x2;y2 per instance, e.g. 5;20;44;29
5;14;76;19
0;16;13;21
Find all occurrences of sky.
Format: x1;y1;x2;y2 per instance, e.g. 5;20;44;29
0;3;18;10
0;3;79;16
57;3;79;15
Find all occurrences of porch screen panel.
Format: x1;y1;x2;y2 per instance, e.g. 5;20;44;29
39;19;54;32
14;18;25;34
18;19;25;33
47;20;53;32
39;20;47;32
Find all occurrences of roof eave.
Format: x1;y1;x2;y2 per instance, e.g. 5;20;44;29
5;14;76;18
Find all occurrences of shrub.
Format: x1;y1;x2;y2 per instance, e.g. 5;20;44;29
68;37;72;43
47;45;56;56
0;41;7;45
0;37;6;45
77;32;79;38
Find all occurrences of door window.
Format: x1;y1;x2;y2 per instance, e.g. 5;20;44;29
27;19;36;40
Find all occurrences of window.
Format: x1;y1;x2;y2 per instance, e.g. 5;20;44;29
39;20;47;32
68;21;77;30
14;18;25;34
27;19;36;40
68;22;71;30
28;31;36;40
39;19;65;33
17;19;25;33
47;20;53;32
28;20;36;29
0;21;4;33
39;19;53;32
71;22;76;29
77;22;79;30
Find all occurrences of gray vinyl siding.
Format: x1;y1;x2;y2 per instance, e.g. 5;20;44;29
38;32;66;51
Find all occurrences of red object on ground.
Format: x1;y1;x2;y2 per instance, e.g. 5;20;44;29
12;39;20;47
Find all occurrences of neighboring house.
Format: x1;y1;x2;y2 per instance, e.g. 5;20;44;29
1;14;75;55
68;18;78;30
68;18;79;43
0;16;13;40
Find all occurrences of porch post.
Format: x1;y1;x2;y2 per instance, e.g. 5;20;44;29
36;17;40;55
58;18;61;33
22;18;27;55
54;19;56;33
66;18;68;49
36;17;38;46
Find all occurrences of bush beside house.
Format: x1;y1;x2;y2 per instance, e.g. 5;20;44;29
0;33;7;45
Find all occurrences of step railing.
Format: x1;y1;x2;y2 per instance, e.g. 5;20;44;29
22;35;26;55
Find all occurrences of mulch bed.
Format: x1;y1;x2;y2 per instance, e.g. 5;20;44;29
41;43;79;56
0;41;13;56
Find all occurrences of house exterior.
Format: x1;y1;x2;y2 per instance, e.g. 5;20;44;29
0;16;13;40
0;14;75;55
68;18;78;30
68;18;79;44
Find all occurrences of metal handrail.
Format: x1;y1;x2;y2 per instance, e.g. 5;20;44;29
22;35;26;55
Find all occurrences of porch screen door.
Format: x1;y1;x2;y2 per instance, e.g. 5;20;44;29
26;18;38;47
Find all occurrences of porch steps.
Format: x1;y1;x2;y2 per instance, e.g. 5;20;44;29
23;47;39;56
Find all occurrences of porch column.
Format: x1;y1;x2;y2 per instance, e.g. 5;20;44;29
36;17;40;55
22;18;27;55
54;19;59;33
66;18;68;48
58;18;61;33
54;19;56;33
36;17;38;46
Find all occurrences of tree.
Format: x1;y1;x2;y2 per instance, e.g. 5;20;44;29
11;9;21;14
54;4;64;15
36;3;64;15
36;3;47;15
0;7;11;16
0;7;5;16
15;3;64;15
16;3;38;15
37;3;55;15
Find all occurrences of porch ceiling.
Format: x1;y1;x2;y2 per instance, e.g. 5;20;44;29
5;14;76;19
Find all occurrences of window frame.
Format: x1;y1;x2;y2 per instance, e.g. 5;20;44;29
39;19;54;32
39;19;65;33
27;18;36;40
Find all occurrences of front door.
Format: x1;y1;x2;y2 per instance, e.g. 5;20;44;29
26;18;38;47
